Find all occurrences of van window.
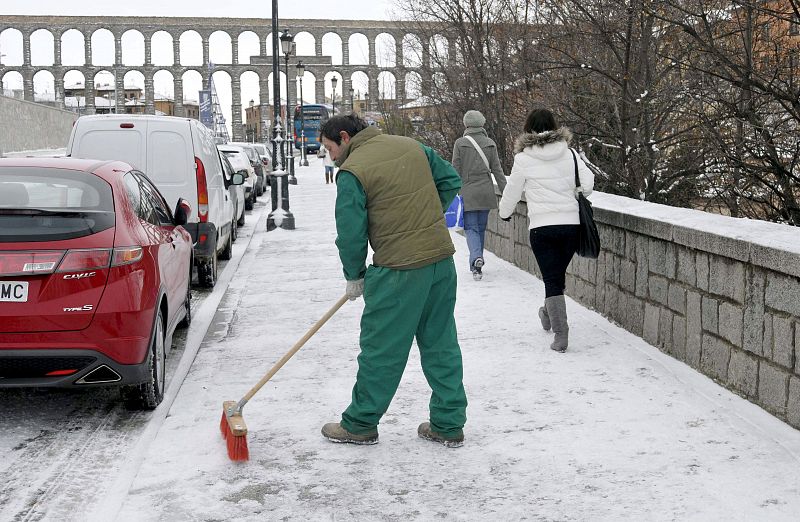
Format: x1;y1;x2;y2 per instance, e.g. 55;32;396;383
148;131;189;184
75;130;143;169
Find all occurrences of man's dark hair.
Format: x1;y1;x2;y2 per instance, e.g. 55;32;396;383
320;114;369;145
524;108;558;134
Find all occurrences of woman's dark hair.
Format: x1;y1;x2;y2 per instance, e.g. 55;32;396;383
524;109;558;134
319;114;369;145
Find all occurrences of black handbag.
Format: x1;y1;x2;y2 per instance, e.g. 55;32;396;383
569;149;601;259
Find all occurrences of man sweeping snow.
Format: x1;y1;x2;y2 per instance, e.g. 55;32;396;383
319;114;468;448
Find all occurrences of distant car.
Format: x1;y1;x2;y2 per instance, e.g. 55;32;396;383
228;142;268;196
0;157;195;410
220;153;246;230
218;145;257;211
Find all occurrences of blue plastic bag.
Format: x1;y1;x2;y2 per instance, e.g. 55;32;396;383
444;195;463;230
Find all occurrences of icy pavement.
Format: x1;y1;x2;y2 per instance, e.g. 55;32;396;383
105;158;800;521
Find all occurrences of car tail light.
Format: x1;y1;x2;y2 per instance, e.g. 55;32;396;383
57;249;112;272
111;247;143;267
46;369;79;376
195;157;209;223
0;251;65;276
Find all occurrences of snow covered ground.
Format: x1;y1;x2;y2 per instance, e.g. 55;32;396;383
88;157;800;521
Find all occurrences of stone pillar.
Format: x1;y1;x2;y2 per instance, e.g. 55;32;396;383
315;77;325;104
342;37;350;66
315;36;323;57
173;37;181;66
368;75;379;111
342;77;352;112
55;75;65;109
447;38;456;66
115;36;123;65
395;77;405;106
395;34;403;67
85;34;92;66
114;69;124;113
22;32;31;66
174;77;184;116
421;40;431;70
85;75;95;113
368;34;376;67
232;38;239;65
22;72;34;102
54;35;62;65
202;36;210;68
231;76;243;141
144;35;152;65
144;73;155;114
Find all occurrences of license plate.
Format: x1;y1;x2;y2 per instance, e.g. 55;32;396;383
0;281;29;302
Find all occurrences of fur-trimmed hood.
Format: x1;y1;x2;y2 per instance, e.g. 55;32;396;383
514;127;573;153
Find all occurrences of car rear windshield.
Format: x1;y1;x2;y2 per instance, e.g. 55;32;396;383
0;167;115;242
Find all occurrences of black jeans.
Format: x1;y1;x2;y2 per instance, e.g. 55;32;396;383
529;225;580;298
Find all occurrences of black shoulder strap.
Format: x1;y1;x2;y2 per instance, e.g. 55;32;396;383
569;148;580;188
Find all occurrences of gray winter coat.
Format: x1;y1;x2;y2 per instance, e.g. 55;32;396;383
451;128;507;211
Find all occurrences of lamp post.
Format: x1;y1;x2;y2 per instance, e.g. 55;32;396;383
331;76;338;116
364;91;370;114
280;30;297;185
349;87;354;113
267;3;295;231
296;61;309;167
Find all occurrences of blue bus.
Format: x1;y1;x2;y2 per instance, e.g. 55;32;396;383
293;104;332;152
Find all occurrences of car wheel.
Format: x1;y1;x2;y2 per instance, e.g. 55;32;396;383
197;252;217;288
121;308;166;410
178;265;192;328
231;218;238;242
245;192;254;210
219;229;233;261
237;206;246;227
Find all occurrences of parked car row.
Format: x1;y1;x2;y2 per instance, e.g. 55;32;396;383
0;114;270;409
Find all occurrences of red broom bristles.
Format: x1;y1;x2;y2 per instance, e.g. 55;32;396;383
220;411;249;461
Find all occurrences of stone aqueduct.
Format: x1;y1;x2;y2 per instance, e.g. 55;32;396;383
0;15;446;141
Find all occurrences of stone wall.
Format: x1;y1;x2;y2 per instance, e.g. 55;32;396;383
0;95;76;154
485;190;800;429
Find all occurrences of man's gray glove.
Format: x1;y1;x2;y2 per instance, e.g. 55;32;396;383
345;279;364;301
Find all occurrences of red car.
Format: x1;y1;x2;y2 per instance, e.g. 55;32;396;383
0;158;193;409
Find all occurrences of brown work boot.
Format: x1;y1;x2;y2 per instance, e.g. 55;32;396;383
417;422;464;448
321;422;378;445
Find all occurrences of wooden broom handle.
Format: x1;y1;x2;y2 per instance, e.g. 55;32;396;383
241;294;350;403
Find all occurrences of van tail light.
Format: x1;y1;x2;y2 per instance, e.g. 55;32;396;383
111;247;143;267
0;251;65;276
195;157;209;223
57;249;112;272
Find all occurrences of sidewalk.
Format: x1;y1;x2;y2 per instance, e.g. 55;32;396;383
116;157;800;521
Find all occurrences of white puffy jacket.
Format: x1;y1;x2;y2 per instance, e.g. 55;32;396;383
498;127;594;229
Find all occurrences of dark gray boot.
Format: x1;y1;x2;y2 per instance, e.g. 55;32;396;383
538;304;551;331
545;295;568;352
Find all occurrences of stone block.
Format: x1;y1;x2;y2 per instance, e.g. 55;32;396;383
765;272;800;317
627;295;645;337
751;244;800;279
763;314;774;360
686;291;702;367
771;316;794;369
513;243;529;270
620;259;637;293
625;231;637;261
643;303;660;346
702;297;718;334
649;275;670;307
667;284;686;314
635;244;649;298
789;377;800;429
696;252;710;291
718;302;743;348
649;239;668;276
672;315;687;361
743;269;766;356
665;242;677;279
796;326;800;375
701;334;731;381
623;213;673;240
677;247;696;286
758;363;789;415
672;225;751;262
709;257;746;303
604;286;619;319
659;309;674;351
729;350;759;398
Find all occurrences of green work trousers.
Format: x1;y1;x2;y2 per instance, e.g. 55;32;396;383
340;257;468;437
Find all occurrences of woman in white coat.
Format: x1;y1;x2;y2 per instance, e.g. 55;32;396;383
498;109;594;352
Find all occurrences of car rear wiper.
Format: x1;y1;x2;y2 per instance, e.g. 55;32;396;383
0;208;109;216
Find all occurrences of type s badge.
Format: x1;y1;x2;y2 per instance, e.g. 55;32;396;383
64;305;94;312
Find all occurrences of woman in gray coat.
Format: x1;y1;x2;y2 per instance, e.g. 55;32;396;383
452;110;507;280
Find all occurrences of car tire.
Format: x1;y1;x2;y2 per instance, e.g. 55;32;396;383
121;308;166;410
178;265;192;328
219;228;233;261
231;218;238;242
197;252;217;288
237;206;245;227
245;192;254;211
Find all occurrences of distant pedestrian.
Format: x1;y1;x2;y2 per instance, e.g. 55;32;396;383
319;113;468;448
318;144;335;184
451;110;507;281
498;108;594;352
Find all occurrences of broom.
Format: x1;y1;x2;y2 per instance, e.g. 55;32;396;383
220;294;350;461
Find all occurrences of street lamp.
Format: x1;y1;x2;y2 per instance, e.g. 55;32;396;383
296;61;309;167
331;76;338;116
280;30;297;185
349;86;354;113
364;91;370;114
266;4;295;231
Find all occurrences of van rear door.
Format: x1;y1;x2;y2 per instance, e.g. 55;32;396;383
68;118;147;171
145;120;195;221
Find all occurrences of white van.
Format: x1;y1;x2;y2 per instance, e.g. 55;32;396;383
66;115;243;287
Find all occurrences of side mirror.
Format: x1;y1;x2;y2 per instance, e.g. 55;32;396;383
231;172;245;186
174;198;191;226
